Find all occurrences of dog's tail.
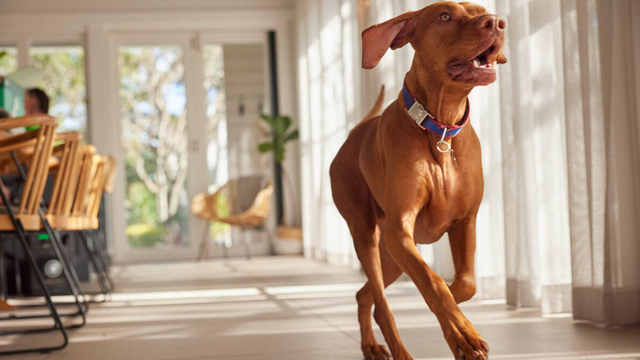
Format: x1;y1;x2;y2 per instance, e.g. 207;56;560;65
361;85;385;123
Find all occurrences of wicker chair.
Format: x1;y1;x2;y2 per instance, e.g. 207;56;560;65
191;175;274;260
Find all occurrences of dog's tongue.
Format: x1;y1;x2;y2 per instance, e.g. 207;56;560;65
448;61;475;79
448;60;496;83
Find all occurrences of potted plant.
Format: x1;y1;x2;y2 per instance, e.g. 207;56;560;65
258;114;302;254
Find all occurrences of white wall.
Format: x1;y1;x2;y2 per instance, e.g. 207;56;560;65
224;45;268;179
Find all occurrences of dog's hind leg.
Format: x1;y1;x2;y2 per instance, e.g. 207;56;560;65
330;147;410;359
356;236;403;360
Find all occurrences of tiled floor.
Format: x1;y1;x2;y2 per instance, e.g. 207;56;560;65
2;257;640;359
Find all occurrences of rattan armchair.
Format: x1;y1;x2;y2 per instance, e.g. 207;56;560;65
191;175;274;260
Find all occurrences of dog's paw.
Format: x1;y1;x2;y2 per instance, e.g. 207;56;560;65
440;314;489;360
361;343;391;360
456;347;488;360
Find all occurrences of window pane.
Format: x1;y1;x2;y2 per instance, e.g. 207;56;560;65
119;45;190;249
0;47;18;77
203;45;230;245
30;46;87;136
203;45;228;192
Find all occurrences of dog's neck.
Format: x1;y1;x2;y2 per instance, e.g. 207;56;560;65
405;60;471;127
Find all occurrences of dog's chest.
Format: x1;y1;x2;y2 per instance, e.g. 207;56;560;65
413;170;482;244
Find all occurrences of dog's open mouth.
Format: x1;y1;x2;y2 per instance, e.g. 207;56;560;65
448;43;500;84
471;45;495;68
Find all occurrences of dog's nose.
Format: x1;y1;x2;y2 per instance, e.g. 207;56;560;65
475;15;506;34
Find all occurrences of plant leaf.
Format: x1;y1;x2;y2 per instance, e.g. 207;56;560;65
283;129;299;143
280;116;292;132
260;114;275;127
273;116;291;135
258;142;275;153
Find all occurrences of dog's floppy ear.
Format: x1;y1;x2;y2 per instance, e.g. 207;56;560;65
361;11;420;69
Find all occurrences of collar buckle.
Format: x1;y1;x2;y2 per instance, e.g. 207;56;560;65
406;101;434;130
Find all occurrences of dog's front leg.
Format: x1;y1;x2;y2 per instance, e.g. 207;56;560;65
351;224;413;360
384;212;489;360
448;217;478;304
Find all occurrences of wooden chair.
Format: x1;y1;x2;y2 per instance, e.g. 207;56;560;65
0;115;69;355
21;131;90;327
50;146;114;295
34;131;91;317
192;175;274;260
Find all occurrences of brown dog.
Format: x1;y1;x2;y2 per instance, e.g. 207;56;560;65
329;2;506;360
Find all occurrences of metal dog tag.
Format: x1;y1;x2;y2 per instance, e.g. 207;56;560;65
436;128;457;170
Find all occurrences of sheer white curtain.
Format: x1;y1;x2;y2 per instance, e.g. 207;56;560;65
296;0;359;267
562;0;640;326
496;0;574;313
497;0;640;322
296;0;419;267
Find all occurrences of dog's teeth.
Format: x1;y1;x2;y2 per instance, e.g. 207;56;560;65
473;59;480;67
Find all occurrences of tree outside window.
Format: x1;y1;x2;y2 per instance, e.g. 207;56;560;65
119;45;189;249
30;46;87;137
0;47;18;78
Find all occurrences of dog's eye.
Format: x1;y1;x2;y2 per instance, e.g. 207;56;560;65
440;13;451;22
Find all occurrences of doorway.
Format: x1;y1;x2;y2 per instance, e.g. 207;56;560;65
112;33;269;263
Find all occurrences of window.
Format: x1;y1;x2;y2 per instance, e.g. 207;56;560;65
203;45;228;192
30;46;87;136
119;45;189;249
0;46;19;117
0;46;18;77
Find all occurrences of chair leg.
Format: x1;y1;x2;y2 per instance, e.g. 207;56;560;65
36;226;87;328
197;222;210;261
0;181;68;355
264;228;276;256
7;151;89;322
92;230;115;291
13;240;22;296
240;227;251;261
37;217;88;325
79;231;111;296
221;239;229;259
0;246;6;302
1;231;87;328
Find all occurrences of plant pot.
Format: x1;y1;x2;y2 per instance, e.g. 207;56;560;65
274;226;303;255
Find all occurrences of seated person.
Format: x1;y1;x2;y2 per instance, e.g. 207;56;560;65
25;88;49;116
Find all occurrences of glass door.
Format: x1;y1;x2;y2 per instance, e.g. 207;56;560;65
200;42;270;257
112;33;208;263
119;45;190;250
